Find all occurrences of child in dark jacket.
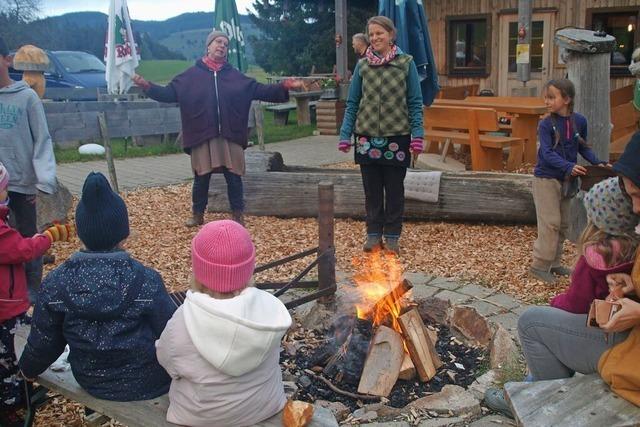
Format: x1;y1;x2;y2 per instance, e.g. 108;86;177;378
19;172;176;402
551;177;639;313
0;163;73;427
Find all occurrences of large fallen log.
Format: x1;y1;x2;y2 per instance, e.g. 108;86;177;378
207;167;535;223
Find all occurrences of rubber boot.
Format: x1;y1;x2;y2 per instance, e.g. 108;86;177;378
185;212;204;227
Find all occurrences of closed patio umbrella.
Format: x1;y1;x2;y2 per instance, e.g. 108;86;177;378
214;0;248;72
379;0;439;105
105;0;139;94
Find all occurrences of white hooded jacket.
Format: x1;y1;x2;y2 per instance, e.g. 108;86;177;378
156;288;292;427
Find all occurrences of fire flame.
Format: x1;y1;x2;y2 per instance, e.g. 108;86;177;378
352;249;407;334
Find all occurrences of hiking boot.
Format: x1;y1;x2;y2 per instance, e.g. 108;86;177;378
484;387;514;419
529;267;557;284
384;236;400;255
231;210;245;226
363;234;382;252
551;265;572;277
185;212;204;227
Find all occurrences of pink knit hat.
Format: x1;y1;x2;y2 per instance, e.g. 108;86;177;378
0;162;8;192
192;220;256;293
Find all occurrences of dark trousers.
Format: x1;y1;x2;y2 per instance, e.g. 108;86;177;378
0;315;26;410
8;192;42;305
360;164;407;237
192;169;244;214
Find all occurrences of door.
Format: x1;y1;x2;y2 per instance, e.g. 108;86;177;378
498;12;555;97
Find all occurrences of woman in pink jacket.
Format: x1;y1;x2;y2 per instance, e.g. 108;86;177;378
155;220;292;427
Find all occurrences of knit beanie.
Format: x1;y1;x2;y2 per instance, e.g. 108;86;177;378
613;132;640;188
206;30;229;47
75;172;129;251
0;162;8;192
192;220;256;293
583;177;637;237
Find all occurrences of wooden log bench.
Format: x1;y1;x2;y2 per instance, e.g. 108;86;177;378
423;105;525;171
14;325;337;427
266;101;317;126
505;374;640;426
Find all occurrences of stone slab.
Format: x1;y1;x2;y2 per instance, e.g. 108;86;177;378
488;312;519;333
469;300;502;317
418;416;469;427
434;290;471;305
468;414;516;426
457;284;495;299
484;293;521;310
404;272;434;286
429;277;462;291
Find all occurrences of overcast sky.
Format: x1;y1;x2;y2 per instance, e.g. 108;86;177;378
41;0;256;21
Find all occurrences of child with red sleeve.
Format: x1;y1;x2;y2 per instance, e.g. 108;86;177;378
0;162;73;427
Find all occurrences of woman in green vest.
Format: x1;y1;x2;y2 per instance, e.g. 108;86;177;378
338;15;424;254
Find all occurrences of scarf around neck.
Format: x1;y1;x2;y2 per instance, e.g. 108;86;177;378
365;44;399;66
202;56;226;72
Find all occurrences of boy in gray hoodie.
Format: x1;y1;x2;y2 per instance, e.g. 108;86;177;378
0;37;56;304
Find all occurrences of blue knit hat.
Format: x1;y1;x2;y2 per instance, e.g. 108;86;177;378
613;132;640;188
75;172;129;251
583;177;637;237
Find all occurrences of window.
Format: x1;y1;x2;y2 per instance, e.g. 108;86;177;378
508;21;544;72
588;8;640;76
447;15;490;76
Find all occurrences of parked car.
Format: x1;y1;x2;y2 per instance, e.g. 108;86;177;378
9;50;107;100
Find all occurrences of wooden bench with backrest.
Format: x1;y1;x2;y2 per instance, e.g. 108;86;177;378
609;84;640;160
423;105;525;171
436;84;479;100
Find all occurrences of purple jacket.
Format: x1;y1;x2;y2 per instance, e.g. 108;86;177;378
145;60;289;151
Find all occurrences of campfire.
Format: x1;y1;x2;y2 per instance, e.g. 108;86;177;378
313;249;443;398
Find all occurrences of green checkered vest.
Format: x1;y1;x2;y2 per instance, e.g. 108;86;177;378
355;54;413;137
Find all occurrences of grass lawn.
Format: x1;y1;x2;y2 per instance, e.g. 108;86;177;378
55;108;315;163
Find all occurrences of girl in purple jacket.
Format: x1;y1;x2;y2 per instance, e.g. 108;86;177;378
550;177;638;314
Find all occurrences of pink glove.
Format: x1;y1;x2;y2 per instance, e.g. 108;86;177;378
338;140;351;153
410;137;424;155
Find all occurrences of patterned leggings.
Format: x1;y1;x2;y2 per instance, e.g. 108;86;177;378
0;314;26;410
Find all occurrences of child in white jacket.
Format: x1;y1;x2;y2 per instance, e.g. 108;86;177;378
156;220;292;427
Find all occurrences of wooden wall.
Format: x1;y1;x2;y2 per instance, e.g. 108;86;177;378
423;0;640;93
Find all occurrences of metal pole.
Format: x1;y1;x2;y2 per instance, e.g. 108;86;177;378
335;0;348;81
317;181;336;302
516;0;532;83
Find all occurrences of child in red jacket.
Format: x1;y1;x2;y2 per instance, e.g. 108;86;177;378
0;163;73;427
551;177;639;313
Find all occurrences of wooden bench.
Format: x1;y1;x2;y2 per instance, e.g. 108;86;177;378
14;325;337;427
423;105;525;171
505;374;640;426
436;84;479;100
266;101;318;126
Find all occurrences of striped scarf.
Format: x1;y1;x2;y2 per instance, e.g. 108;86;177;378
365;44;398;66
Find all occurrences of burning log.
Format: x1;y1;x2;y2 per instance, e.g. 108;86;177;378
399;353;416;380
357;278;413;322
398;308;441;381
357;326;405;397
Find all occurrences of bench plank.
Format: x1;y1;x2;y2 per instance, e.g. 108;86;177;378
505;374;640;427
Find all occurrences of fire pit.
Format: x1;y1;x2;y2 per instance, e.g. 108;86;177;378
280;249;497;421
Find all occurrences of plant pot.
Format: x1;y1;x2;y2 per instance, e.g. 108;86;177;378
320;88;338;99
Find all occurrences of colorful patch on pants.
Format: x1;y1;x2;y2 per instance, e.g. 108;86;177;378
356;137;371;155
388;142;399;152
396;151;406;162
368;148;382;159
370;137;388;148
384;151;395;160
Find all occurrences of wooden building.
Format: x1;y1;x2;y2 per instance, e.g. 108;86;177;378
423;0;640;95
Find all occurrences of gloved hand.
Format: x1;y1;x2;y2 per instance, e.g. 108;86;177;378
338;140;351;153
410;137;424;155
43;223;74;243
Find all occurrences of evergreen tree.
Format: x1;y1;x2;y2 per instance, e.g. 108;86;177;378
249;0;376;75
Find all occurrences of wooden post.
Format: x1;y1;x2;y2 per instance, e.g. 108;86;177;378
255;101;265;151
317;182;335;302
97;112;119;193
555;28;616;241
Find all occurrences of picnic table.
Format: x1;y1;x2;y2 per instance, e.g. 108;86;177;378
289;90;323;125
434;96;548;165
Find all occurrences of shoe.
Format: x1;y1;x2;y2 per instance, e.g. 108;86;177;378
231;210;245;226
363;234;382;252
384;236;400;255
484;387;514;418
185;212;204;227
529;267;557;284
551;265;572;276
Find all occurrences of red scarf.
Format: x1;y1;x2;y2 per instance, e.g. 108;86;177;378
365;44;398;66
202;56;226;72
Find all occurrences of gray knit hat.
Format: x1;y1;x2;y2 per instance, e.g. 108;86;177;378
206;30;229;47
583;177;637;237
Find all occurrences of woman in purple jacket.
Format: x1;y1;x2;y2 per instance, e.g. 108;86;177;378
134;30;303;227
